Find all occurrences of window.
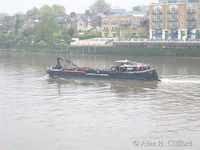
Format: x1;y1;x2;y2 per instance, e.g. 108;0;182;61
168;5;178;14
154;15;162;21
154;7;162;14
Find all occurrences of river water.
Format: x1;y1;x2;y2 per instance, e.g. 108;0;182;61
0;51;200;150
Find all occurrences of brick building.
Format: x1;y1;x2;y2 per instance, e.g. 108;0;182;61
149;0;200;40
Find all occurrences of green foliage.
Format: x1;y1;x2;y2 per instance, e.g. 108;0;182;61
62;31;71;40
52;32;63;40
0;33;5;45
34;5;59;43
27;4;66;16
26;4;67;44
132;6;141;11
89;0;111;13
181;31;185;37
52;4;66;14
26;7;40;16
116;27;120;38
2;4;69;46
40;5;54;16
104;29;109;37
93;29;101;37
38;40;46;45
195;30;200;39
73;29;101;40
14;17;20;33
73;30;80;37
0;33;14;48
125;26;132;38
23;28;35;37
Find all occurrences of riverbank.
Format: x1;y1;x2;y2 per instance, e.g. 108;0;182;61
1;44;200;57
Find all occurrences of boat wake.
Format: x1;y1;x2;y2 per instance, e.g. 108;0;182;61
161;75;200;84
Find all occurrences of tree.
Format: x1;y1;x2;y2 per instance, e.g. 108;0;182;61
35;5;59;43
62;31;71;41
14;16;20;34
26;4;66;16
93;29;101;37
116;27;120;38
52;32;63;40
23;28;35;37
0;33;5;45
26;7;40;16
52;4;66;14
181;31;185;38
40;5;54;15
195;30;200;39
104;29;109;37
125;26;132;38
132;6;141;11
89;0;111;13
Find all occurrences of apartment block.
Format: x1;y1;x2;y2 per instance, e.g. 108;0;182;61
149;0;200;40
101;12;148;38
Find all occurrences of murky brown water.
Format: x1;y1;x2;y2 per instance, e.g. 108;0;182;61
0;51;200;150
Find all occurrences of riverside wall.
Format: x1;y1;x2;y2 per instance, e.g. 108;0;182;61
1;42;200;57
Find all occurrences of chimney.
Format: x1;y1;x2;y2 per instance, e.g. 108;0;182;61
85;10;90;16
70;12;76;18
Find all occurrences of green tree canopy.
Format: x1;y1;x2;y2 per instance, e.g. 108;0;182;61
26;7;40;16
26;4;66;16
35;5;59;43
14;16;20;33
195;30;200;39
89;0;111;13
40;5;54;16
52;4;66;14
132;6;141;11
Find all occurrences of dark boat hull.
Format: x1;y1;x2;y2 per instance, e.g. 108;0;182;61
47;69;160;81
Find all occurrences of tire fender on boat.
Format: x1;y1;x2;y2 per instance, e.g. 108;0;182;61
96;69;101;74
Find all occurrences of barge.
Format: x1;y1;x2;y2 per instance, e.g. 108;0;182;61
47;57;160;81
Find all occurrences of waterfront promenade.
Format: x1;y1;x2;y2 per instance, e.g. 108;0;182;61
70;38;200;48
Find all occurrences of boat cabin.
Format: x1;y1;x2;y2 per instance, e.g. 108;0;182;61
111;60;150;72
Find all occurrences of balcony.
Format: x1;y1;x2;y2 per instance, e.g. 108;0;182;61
111;22;117;25
152;18;162;22
169;26;178;29
152;11;162;15
120;22;132;26
103;22;109;25
187;25;196;29
168;18;178;22
154;26;162;30
187;17;196;21
187;9;196;14
167;10;178;14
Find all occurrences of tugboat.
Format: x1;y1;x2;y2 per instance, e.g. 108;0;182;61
47;57;160;81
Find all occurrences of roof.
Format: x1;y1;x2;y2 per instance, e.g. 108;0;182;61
110;8;127;14
109;13;128;17
56;15;67;24
126;11;146;16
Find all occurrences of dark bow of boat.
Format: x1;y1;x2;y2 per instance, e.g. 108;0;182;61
47;57;160;81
